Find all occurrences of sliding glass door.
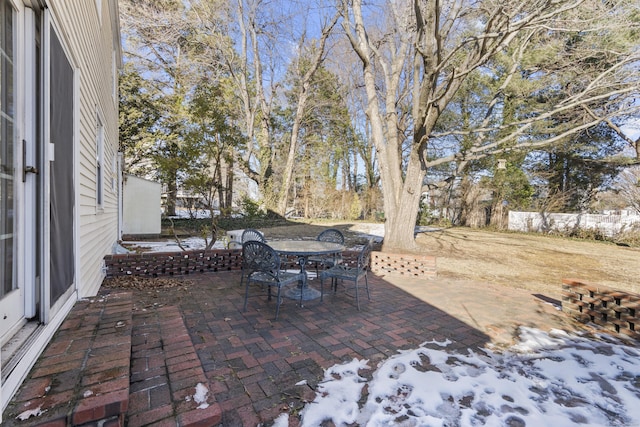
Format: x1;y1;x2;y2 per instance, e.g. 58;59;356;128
0;0;23;345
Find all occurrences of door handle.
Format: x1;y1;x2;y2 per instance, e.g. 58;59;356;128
22;139;39;182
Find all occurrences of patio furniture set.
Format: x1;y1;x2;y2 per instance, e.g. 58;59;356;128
231;228;372;319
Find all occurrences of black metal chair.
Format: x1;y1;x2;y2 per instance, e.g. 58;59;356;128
238;229;266;287
319;241;371;310
242;228;265;243
309;228;345;277
242;241;305;320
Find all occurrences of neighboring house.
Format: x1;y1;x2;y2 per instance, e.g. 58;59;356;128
0;0;121;417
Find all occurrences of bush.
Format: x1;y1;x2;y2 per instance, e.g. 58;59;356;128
239;195;266;219
613;224;640;247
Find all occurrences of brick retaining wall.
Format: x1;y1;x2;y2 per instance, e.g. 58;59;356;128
104;250;244;277
370;252;437;279
104;249;437;279
104;249;351;278
562;278;639;339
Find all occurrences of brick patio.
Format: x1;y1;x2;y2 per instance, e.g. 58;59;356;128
2;270;581;426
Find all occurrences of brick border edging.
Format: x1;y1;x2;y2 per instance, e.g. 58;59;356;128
105;249;438;279
104;249;317;278
370;251;437;278
562;278;639;339
104;249;348;278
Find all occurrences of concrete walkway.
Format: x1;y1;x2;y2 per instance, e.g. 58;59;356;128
3;271;583;426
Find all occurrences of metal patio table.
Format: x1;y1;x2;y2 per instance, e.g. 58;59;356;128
268;240;345;301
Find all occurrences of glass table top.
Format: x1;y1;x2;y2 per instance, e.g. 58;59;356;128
267;240;344;255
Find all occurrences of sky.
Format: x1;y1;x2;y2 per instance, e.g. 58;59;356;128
271;327;640;427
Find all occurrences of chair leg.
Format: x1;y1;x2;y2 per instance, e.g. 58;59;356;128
365;274;370;300
243;278;251;311
274;286;282;320
320;276;325;302
355;278;360;311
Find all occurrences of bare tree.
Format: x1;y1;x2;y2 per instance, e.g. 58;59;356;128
213;0;294;210
615;168;640;214
341;0;640;251
276;11;340;216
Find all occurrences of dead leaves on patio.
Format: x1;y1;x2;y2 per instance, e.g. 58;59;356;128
101;275;193;291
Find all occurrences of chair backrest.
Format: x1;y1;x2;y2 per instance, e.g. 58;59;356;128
357;241;372;271
317;228;344;244
242;240;281;274
242;228;265;243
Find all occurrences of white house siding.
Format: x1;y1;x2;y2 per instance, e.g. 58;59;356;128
0;0;121;416
48;0;121;298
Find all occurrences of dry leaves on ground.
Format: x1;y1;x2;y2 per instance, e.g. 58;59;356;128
101;275;192;291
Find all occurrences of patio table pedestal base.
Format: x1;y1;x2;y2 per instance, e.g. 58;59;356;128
285;284;321;301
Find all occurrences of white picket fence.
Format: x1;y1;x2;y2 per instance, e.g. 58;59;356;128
508;211;640;237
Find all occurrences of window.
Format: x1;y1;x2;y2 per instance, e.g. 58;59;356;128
96;112;104;208
0;0;15;297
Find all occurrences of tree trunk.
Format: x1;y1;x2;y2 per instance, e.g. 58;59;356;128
225;159;233;213
341;0;423;252
277;99;305;216
304;175;311;218
166;177;177;217
381;149;424;252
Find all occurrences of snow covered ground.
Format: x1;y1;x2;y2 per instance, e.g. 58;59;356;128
121;236;228;252
271;328;640;427
121;223;439;253
121;223;390;253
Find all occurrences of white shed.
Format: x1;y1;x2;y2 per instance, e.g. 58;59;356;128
123;175;162;236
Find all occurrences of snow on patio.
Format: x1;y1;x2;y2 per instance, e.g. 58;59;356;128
272;327;640;427
119;223;393;253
